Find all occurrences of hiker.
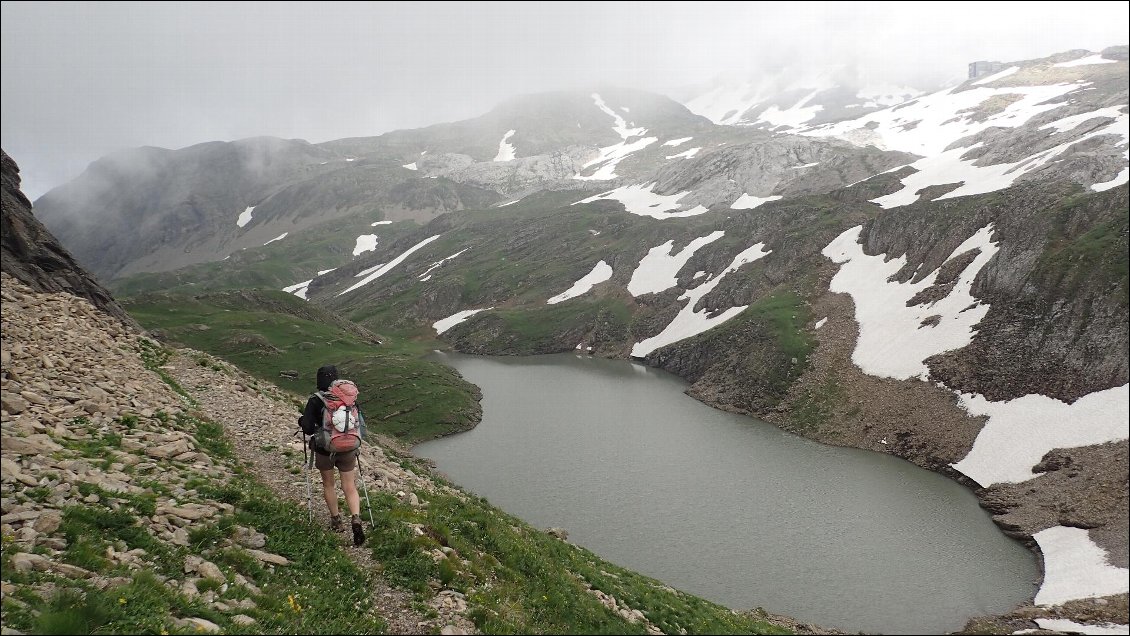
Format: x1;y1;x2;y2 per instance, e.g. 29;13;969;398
298;364;365;546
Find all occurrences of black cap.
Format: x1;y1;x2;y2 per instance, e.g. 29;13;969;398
316;365;338;391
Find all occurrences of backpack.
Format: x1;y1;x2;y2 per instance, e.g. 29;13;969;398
313;379;365;455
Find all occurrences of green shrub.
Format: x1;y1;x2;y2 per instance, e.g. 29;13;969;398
32;588;112;635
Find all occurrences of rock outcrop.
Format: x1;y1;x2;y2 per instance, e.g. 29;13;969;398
1;149;138;329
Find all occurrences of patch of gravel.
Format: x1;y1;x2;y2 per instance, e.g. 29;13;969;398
165;351;477;635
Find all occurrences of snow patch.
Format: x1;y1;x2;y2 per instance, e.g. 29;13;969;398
1092;167;1129;192
804;81;1082;157
574;136;657;180
353;234;378;256
355;263;384;277
790;162;819;169
338;235;441;296
822;224;999;379
402;162;418;170
371;221;393;226
282;279;312;300
972;66;1020;85
665;147;701;160
663;137;693;147
951;384;1129;486
1053;54;1118;68
434;308;493;335
857;83;924;107
575;183;710;219
871;110;1128;208
756;89;824;129
731;194;782;210
263;233;287;246
632;243;771;357
493;129;517;162
236;206;255;228
1033;526;1130;606
1034;619;1130;635
628;231;726;296
574;94;657;180
1038;106;1125;134
419;249;469;281
547;261;613;304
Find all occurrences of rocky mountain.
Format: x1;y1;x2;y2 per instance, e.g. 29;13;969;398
34;87;912;281
19;46;1130;633
681;70;928;131
1;149;138;329
1;155;799;636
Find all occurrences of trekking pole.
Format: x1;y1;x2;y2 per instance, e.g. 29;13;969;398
355;452;377;528
297;429;314;522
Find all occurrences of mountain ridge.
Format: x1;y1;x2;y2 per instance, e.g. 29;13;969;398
13;46;1130;633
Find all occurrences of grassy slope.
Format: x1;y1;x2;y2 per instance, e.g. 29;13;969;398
110;215;421;298
0;339;789;635
122;291;480;443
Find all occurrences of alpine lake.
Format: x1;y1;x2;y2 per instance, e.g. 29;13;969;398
415;352;1039;635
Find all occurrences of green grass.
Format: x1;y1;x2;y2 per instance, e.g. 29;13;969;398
1033;193;1129;305
451;298;633;355
789;374;843;432
109;214;421;297
360;484;790;635
122;290;481;443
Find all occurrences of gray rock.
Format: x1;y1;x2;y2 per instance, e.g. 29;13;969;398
173;618;221;633
196;560;225;582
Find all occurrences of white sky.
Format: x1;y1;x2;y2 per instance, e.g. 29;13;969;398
2;1;1127;199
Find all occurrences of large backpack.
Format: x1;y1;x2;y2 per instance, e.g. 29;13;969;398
313;379;364;455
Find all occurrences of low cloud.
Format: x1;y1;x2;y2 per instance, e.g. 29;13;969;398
2;1;1126;199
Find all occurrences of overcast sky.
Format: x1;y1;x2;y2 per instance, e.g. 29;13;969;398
2;1;1127;199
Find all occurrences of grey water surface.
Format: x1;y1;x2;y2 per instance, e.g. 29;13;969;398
414;352;1039;635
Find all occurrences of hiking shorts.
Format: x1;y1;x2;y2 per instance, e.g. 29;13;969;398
314;450;357;473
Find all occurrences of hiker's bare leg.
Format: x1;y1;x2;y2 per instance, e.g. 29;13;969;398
340;469;361;516
319;469;339;516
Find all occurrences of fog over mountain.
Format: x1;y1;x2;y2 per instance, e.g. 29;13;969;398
2;1;1127;199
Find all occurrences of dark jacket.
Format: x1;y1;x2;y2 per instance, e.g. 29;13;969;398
298;364;338;454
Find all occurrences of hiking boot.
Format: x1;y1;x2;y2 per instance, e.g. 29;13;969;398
351;516;365;547
330;515;343;532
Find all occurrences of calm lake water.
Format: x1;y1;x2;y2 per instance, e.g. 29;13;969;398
415;352;1039;635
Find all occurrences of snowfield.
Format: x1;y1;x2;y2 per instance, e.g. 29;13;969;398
434;307;493;335
547;261;613;304
1033;526;1130;607
573;93;657;180
493;129;517;162
951;385;1129;487
338;235;441;296
822;224;999;379
575;183;710;219
632;243;771;357
628;232;725;297
236;206;254;228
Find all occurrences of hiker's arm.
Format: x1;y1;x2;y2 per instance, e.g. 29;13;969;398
298;396;321;435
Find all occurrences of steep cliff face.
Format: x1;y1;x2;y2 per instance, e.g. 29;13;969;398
0;149;138;329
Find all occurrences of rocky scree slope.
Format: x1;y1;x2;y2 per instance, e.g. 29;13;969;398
0;273;458;634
